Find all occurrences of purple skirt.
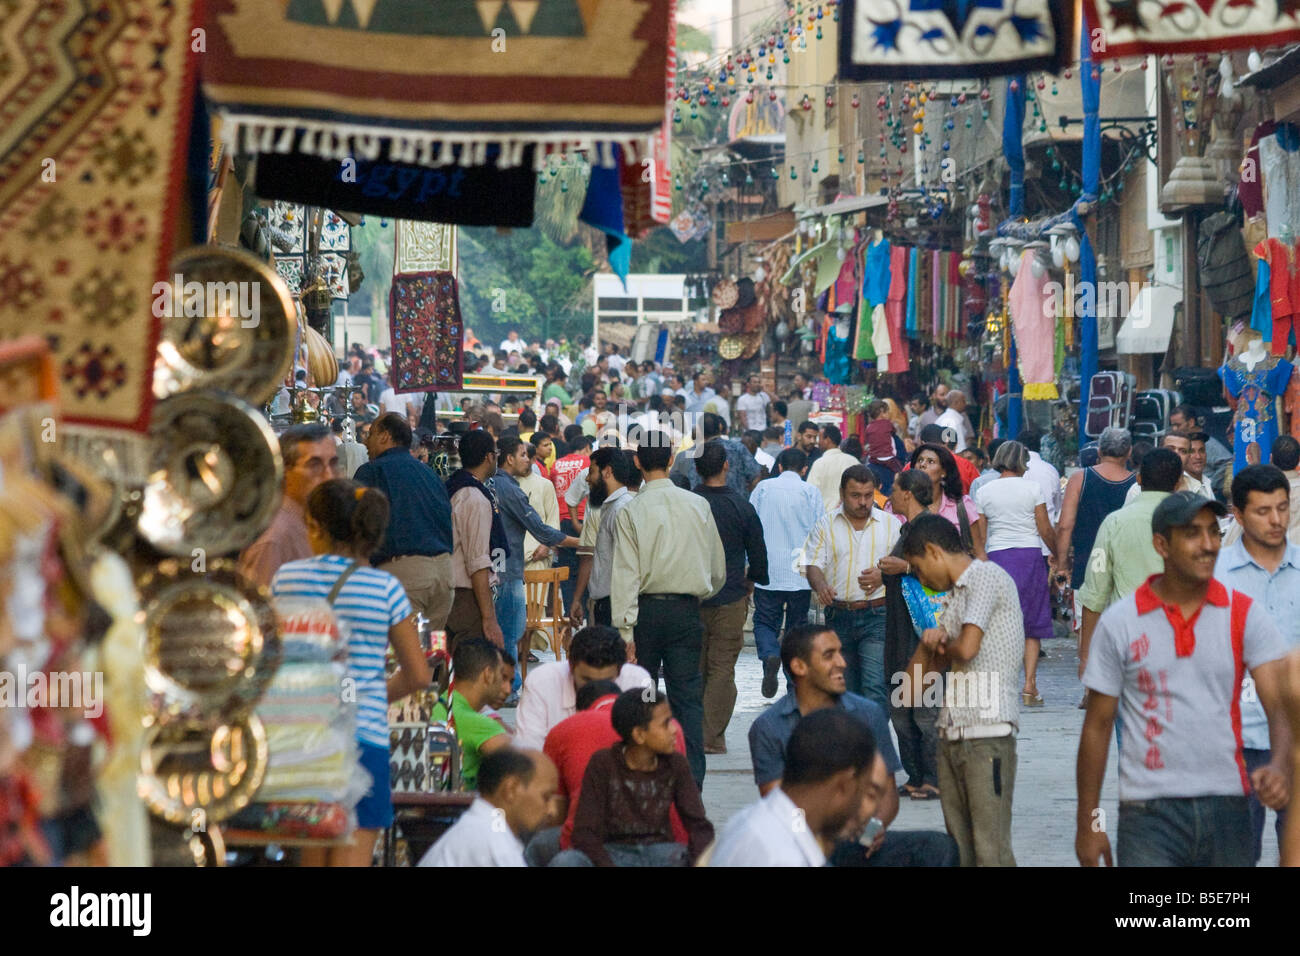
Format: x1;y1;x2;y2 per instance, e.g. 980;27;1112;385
988;548;1053;640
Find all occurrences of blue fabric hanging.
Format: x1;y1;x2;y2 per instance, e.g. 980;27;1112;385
1251;259;1272;343
906;248;919;335
579;146;631;287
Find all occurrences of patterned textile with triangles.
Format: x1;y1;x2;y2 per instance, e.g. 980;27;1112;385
205;0;671;149
0;0;201;432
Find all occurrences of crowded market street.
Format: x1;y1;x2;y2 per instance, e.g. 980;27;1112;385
6;3;1300;928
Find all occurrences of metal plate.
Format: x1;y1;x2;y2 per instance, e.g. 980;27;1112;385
140;716;268;826
138;558;282;725
138;390;282;556
718;335;745;360
153;245;297;405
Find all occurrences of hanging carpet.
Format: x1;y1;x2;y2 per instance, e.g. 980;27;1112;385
388;222;463;394
0;0;202;432
1081;1;1300;57
203;0;673;166
838;0;1073;80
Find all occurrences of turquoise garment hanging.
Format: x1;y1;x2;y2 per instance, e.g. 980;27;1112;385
1252;258;1272;342
862;237;892;308
825;320;852;384
905;248;919;335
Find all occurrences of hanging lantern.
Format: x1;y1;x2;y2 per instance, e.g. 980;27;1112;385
801;94;813;110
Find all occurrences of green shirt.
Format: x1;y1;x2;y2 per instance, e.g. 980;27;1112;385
432;690;506;791
543;382;573;406
1076;490;1171;613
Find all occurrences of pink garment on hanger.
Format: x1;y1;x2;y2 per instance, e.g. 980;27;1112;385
886;245;910;373
1008;250;1056;391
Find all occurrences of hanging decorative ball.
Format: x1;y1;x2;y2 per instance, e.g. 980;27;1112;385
942;140;950;151
1009;79;1019;91
816;25;822;39
1037;78;1046;90
812;159;820;173
745;171;754;185
783;54;790;64
851;94;860;108
1051;158;1060;171
838;148;845;163
790;165;797;180
913;121;923;134
1039;121;1047;133
958;92;967;104
721;96;730;106
769;89;778;101
771;165;780;179
879;147;887;158
1164;54;1175;67
673;108;681;123
980;87;991;101
766;68;774;80
1140;58;1149;70
857;150;865;163
1051;83;1058;96
965;118;972;129
826;95;835;108
690;108;697;118
560;180;568;193
1064;67;1072;79
1091;66;1101;81
801;94;813;110
746;91;754;103
1113;59;1122;73
981;109;989;121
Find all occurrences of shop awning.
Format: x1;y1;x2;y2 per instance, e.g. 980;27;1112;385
1116;284;1181;354
806;194;889;218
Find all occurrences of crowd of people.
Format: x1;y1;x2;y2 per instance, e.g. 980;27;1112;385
245;340;1300;867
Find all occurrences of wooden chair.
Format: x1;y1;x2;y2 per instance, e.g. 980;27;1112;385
521;566;570;679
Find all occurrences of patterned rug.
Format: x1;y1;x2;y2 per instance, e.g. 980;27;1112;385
204;0;672;165
1082;1;1300;57
389;222;462;394
0;0;200;432
838;0;1073;79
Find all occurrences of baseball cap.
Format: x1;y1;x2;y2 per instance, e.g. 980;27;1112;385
1151;491;1227;537
939;427;959;448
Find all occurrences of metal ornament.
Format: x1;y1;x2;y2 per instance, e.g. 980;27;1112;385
153;245;297;405
712;278;739;310
139;715;268;826
137;558;282;725
138;390;282;556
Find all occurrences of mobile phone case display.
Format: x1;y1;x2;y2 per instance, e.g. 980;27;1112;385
386;626;458;793
228;599;365;840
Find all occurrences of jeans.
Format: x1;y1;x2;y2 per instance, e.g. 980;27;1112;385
493;577;526;692
524;826;562;867
823;604;888;713
558;518;581;610
550;842;688;867
829;829;960;867
1117;795;1253;867
635;594;706;787
752;588;812;663
1243;748;1287;864
938;734;1017;867
891;699;940;789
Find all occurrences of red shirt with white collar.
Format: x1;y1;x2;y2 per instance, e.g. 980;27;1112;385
1083;575;1287;801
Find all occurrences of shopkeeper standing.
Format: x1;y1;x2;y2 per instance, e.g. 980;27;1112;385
272;478;432;867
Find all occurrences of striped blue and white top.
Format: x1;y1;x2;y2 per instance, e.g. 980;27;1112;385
272;554;413;750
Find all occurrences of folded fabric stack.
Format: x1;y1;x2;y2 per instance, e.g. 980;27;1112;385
242;601;364;833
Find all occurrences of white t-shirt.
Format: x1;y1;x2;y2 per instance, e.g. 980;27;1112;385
500;337;525;353
935;408;968;452
378;388;410;416
607;354;626;375
975;476;1045;552
736;391;771;431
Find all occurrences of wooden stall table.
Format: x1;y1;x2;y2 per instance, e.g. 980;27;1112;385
384;791;475;866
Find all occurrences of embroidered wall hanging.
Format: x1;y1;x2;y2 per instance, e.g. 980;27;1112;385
838;0;1073;80
204;0;672;169
0;0;201;433
262;202;352;300
389;222;462;394
1081;1;1300;57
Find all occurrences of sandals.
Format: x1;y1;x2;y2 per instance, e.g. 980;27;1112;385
899;783;920;797
911;784;940;800
1022;691;1044;707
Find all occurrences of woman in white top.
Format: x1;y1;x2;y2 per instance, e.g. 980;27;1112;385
973;441;1058;708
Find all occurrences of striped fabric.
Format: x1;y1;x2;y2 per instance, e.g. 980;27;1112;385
272;555;412;749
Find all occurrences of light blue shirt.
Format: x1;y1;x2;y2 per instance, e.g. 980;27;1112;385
1214;540;1300;750
968;468;999;500
749;471;824;592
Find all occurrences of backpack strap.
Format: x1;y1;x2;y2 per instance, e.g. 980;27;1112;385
1229;588;1252;795
326;560;361;607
